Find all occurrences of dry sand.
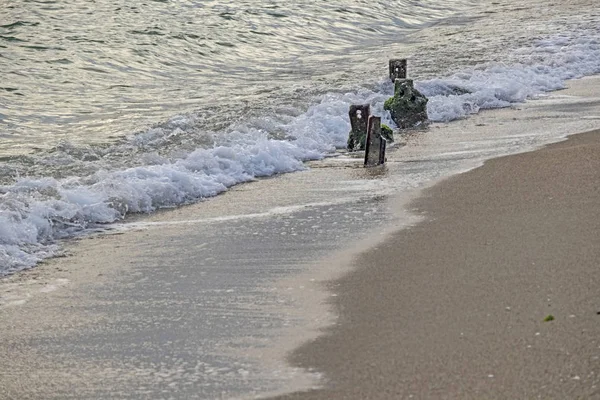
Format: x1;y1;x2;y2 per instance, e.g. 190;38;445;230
275;130;600;399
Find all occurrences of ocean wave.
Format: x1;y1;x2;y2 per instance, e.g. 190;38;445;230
422;31;599;121
1;26;599;274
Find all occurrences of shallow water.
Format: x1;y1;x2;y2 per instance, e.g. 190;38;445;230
1;0;600;273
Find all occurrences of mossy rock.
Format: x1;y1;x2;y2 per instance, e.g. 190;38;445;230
384;79;428;129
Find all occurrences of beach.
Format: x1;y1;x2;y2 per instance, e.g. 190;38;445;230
1;75;599;398
276;130;600;399
2;0;600;395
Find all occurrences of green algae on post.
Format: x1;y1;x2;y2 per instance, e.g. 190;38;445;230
384;79;428;129
381;124;394;143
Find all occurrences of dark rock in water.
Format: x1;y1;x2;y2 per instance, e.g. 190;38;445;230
384;79;428;129
347;104;371;151
444;84;471;96
381;124;394;143
429;82;472;97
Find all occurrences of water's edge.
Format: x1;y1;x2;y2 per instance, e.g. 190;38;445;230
2;0;599;274
1;75;599;399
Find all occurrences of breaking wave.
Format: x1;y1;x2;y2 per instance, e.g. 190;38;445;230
1;26;600;274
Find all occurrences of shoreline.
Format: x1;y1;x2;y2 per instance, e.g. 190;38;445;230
0;76;599;399
273;129;600;399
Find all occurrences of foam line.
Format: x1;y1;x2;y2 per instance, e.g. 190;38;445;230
1;27;599;274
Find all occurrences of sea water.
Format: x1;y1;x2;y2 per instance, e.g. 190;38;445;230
1;0;599;274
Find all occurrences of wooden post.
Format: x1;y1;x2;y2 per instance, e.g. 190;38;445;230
389;59;407;83
348;104;371;151
364;116;386;167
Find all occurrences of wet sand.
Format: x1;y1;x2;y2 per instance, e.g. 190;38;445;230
276;130;600;399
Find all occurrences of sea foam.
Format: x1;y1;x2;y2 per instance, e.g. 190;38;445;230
1;27;599;274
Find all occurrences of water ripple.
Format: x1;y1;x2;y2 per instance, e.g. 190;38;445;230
0;0;473;154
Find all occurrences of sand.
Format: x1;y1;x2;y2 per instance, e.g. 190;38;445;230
275;130;600;399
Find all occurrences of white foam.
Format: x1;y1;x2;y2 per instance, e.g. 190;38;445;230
421;30;600;121
1;26;600;274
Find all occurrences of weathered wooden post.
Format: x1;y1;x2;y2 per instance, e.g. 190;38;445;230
389;59;407;83
347;104;371;151
364;115;386;167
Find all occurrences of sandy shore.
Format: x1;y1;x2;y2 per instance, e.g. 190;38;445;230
275;130;600;399
1;77;599;399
